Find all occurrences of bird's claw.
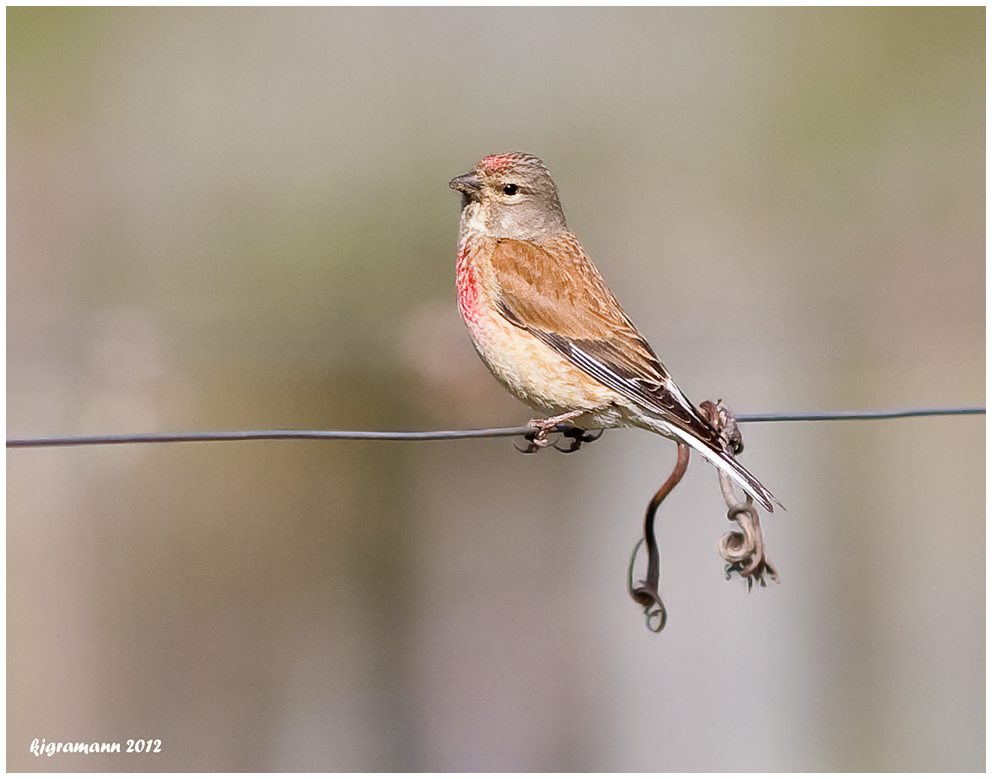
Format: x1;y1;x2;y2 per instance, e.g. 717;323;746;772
513;434;543;454
553;427;604;453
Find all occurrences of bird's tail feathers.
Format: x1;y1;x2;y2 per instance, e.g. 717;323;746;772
647;419;782;512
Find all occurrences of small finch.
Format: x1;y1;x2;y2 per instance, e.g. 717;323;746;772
449;152;780;512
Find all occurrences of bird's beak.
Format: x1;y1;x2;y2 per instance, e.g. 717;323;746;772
449;171;482;198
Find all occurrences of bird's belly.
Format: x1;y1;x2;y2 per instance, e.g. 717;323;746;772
466;307;626;428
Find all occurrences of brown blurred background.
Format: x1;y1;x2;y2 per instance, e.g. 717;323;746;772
7;8;984;771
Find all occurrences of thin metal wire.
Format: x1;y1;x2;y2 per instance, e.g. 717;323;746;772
5;406;984;449
5;427;537;449
739;406;985;422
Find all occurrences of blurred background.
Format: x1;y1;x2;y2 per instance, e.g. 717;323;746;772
7;8;984;771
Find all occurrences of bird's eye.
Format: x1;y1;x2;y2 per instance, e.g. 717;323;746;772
502;183;519;196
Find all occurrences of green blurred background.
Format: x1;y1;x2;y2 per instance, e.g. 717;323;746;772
7;8;984;771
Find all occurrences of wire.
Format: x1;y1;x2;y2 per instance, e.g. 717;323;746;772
735;406;986;422
5;427;535;448
5;406;984;449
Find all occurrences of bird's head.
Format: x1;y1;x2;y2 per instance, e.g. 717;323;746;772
449;152;566;241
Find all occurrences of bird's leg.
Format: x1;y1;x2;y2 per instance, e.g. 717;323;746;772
516;410;585;454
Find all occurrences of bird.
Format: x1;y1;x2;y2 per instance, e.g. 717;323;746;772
449;151;780;512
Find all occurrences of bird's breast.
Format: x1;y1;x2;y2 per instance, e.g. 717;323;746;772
455;243;484;330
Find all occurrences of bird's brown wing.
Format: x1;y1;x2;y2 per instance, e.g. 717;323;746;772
489;236;722;446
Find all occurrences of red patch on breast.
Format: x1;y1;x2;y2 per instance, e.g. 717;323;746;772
456;245;481;326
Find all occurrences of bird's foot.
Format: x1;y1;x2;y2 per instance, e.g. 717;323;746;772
554;427;604;453
515;410;585;454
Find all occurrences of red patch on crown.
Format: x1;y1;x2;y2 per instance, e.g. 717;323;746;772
480;153;518;173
